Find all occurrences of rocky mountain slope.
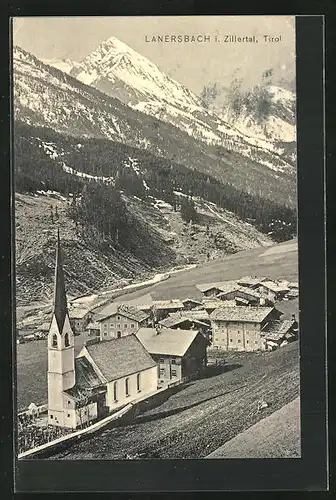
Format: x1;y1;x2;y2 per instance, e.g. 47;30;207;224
66;37;295;173
15;190;272;305
13;44;296;206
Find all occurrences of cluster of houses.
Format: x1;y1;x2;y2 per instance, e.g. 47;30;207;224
42;232;299;431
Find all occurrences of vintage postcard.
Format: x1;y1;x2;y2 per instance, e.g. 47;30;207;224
13;16;301;464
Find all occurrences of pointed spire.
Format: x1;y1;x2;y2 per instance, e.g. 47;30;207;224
53;229;68;332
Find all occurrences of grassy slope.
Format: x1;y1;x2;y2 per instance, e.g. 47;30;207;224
113;238;298;302
47;341;300;460
206;396;300;459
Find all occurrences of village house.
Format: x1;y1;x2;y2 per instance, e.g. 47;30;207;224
136;327;209;387
237;276;266;289
258;281;290;301
202;297;234;314
262;316;299;351
68;306;92;334
196;283;225;297
97;303;151;340
181;298;203;311
152;299;184;321
217;286;272;307
85;321;100;337
47;231;158;430
159;312;210;337
210;306;282;351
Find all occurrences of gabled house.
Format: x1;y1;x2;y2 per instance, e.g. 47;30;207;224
262;317;299;351
237;276;266;289
182;298;203;311
159;313;210;337
210;306;282;351
69;307;92;334
218;286;272;307
97;303;150;340
136;327;209;386
258;281;290;301
152;299;184;321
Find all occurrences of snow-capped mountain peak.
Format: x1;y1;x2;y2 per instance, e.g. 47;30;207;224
70;36;203;109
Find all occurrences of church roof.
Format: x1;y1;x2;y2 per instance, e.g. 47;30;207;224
85;334;156;382
65;356;103;399
53;229;69;332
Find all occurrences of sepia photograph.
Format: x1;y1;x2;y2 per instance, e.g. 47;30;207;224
12;15;301;463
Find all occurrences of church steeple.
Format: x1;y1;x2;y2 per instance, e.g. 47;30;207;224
53;229;68;332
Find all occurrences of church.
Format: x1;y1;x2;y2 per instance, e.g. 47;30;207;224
47;231;158;429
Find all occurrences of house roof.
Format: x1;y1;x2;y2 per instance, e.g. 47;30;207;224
159;315;209;329
97;303;150;323
210;306;275;323
85;334;156;382
69;307;90;319
203;298;235;309
153;299;184;310
263;319;296;336
237;276;266;287
196;280;238;293
218;286;263;299
288;282;299;289
85;321;100;330
65;356;103;399
259;281;289;293
182;298;203;305
136;327;207;356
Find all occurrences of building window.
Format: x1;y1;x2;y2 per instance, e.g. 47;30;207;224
255;340;258;344
125;378;130;396
160;368;165;376
124;324;128;329
137;373;141;392
64;332;70;347
171;359;176;364
230;339;233;343
68;400;71;406
246;340;249;344
131;323;135;329
117;331;121;338
110;323;114;328
52;334;57;347
159;358;165;363
50;414;53;419
104;324;107;329
117;324;121;329
238;339;241;343
67;413;70;418
104;332;107;336
171;369;177;377
117;316;120;320
113;381;118;401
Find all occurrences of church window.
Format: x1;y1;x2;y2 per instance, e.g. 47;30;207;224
125;378;130;396
137;373;141;392
64;332;70;347
52;334;58;347
113;381;118;401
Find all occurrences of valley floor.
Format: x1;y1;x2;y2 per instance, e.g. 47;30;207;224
44;341;300;460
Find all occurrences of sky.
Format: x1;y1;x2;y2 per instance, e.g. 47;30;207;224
12;16;296;95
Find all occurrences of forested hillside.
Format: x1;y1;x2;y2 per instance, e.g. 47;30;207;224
14;122;296;243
